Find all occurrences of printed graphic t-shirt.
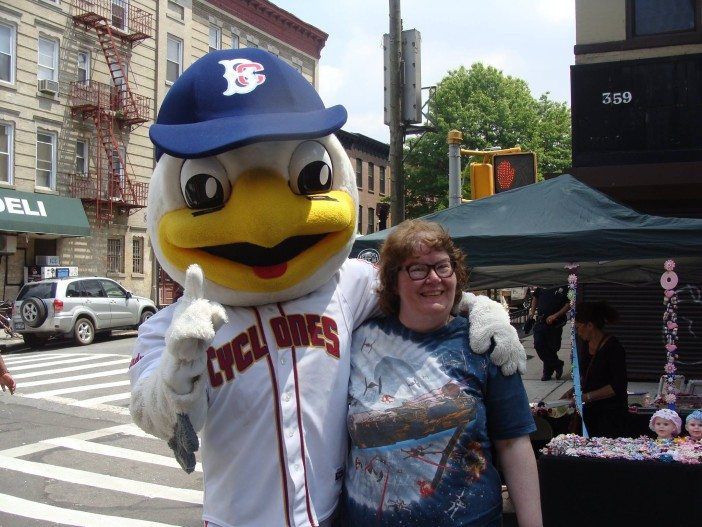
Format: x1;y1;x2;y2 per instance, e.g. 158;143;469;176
345;315;535;527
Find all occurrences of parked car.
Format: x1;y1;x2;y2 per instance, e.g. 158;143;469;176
11;277;157;349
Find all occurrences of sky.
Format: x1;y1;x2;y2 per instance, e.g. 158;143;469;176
271;0;576;143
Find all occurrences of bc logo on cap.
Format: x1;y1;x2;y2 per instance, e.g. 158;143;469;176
219;59;266;95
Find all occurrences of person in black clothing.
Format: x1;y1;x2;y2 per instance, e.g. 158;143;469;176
573;301;628;438
528;285;570;381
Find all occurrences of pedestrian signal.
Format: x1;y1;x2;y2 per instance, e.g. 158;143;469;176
469;163;494;200
492;152;537;193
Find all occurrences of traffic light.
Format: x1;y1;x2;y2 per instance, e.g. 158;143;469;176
469;163;494;200
492;152;537;193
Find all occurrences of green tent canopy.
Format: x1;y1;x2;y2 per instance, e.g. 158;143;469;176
351;175;702;288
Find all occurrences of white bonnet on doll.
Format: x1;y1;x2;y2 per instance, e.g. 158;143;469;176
649;408;682;435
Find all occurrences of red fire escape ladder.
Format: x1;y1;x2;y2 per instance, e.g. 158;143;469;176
95;24;139;123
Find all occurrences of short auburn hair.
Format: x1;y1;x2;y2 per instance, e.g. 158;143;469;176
376;219;467;316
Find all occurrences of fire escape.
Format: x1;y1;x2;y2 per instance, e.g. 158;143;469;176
67;0;153;222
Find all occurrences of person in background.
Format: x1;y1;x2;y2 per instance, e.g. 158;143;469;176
574;300;628;438
345;220;541;527
0;354;16;394
528;285;570;381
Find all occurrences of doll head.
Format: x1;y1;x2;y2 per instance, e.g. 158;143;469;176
685;410;702;440
649;409;681;439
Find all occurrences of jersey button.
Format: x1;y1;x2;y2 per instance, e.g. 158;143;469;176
283;393;291;402
280;356;286;365
288;429;295;438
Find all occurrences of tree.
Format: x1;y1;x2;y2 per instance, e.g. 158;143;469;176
403;63;571;218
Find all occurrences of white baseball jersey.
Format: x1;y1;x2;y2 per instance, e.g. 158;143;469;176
129;259;379;527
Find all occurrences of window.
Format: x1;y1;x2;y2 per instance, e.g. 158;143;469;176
75;140;87;174
82;279;106;298
77;50;90;83
112;0;127;31
0;122;12;183
0;22;15;84
367;207;375;234
166;34;182;83
231;33;240;49
209;26;221;52
38;37;58;81
132;237;144;273
356;158;362;189
101;279;127;298
167;0;184;21
379;166;386;195
36;131;56;189
107;238;124;273
632;0;695;36
358;205;363;233
368;162;375;193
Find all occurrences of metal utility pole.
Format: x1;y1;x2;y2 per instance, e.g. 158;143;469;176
447;130;463;207
388;0;404;223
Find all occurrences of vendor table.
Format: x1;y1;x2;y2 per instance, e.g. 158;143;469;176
538;454;702;527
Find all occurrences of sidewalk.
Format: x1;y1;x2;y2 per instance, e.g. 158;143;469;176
520;327;659;404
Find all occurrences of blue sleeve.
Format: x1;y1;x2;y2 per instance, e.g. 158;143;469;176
484;359;536;440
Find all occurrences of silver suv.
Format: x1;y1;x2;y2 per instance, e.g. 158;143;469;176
11;277;157;349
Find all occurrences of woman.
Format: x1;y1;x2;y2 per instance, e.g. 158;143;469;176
345;220;541;527
574;301;628;438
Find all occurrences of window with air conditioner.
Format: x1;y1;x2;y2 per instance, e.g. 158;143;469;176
166;34;183;83
38;36;58;82
36;130;56;189
0;122;13;184
0;22;16;84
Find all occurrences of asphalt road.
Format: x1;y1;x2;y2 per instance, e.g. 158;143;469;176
0;333;204;526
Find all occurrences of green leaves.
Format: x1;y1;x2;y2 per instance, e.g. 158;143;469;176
403;63;571;217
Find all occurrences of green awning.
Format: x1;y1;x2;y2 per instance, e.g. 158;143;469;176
0;188;91;237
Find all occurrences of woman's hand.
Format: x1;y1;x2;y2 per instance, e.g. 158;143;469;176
0;372;16;395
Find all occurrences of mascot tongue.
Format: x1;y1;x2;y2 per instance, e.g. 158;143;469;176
253;262;287;279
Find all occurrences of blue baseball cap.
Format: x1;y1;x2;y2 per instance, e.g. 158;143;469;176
150;48;347;158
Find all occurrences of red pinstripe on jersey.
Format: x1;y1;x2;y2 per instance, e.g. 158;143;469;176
277;302;318;527
253;306;292;527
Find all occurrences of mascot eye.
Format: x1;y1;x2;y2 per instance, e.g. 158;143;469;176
180;158;231;209
288;141;334;195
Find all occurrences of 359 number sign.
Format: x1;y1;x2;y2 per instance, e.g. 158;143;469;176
602;91;632;105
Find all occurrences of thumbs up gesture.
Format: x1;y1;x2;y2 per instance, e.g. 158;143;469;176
162;264;227;472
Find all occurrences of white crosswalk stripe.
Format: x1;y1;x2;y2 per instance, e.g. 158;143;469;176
0;424;203;525
8;352;133;413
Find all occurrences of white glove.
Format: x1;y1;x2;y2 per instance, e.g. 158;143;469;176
459;292;527;376
162;264;227;401
130;264;227;473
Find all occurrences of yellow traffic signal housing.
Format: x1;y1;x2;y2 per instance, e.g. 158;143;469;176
470;163;494;200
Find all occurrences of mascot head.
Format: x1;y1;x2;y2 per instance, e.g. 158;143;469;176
148;49;358;306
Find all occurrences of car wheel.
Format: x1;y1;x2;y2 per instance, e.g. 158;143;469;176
21;297;48;328
74;317;95;346
23;334;49;349
138;309;155;327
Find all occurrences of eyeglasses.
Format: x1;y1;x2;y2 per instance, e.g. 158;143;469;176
403;260;455;281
